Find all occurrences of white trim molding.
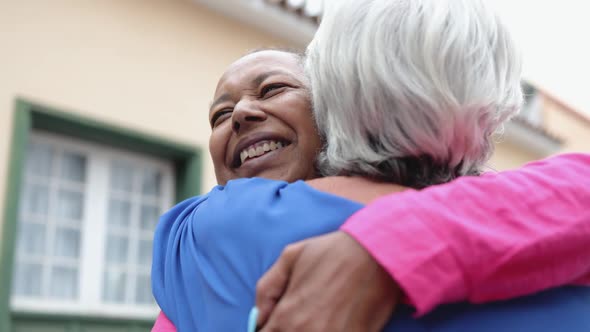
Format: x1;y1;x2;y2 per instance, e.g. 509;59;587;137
193;0;318;46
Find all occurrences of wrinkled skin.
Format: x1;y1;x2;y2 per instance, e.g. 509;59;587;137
209;50;322;185
256;231;401;332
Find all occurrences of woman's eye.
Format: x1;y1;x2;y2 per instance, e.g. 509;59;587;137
211;110;232;128
260;84;287;99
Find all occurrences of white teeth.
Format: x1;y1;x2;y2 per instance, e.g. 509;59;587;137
256;146;264;156
239;140;287;165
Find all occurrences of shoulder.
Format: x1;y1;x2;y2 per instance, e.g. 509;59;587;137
306;176;406;204
160;191;212;222
155;178;365;243
192;178;364;234
222;177;290;194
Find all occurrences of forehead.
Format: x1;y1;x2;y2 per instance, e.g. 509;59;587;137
216;51;303;90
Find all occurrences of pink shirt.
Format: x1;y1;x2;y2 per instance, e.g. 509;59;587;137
342;153;590;316
153;312;176;332
152;153;590;331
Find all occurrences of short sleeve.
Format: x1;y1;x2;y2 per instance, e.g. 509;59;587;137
151;178;363;331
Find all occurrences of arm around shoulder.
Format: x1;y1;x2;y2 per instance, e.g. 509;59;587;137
341;153;590;315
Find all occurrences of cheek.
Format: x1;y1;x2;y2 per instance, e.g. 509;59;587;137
294;106;321;144
209;131;233;185
294;116;322;161
209;130;229;168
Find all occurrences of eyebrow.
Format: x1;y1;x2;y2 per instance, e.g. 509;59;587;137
209;70;297;113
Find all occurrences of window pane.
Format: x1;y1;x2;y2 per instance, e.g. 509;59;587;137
54;228;80;258
56;189;84;221
21;183;49;216
12;263;42;297
141;169;161;197
137;239;152;266
17;222;46;256
110;162;134;192
60;152;87;183
135;274;154;304
140;204;160;231
105;234;129;264
49;266;78;299
26;143;54;178
15;134;174;310
103;270;126;303
107;199;131;228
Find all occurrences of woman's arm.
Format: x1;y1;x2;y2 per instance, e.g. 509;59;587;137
256;153;590;331
342;153;590;315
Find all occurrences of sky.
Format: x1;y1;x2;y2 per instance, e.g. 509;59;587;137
489;0;590;115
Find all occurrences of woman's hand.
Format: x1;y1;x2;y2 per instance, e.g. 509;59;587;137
256;231;401;332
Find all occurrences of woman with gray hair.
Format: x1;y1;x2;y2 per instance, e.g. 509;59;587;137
152;0;590;331
308;0;522;186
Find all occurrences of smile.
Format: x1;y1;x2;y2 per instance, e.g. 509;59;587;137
239;140;288;165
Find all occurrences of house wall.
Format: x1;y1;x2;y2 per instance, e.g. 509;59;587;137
543;96;590;153
489;94;589;171
0;0;293;239
490;141;544;171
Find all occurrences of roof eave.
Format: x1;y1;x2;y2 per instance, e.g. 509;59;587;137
193;0;316;47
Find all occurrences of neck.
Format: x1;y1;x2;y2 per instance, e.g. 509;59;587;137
306;176;407;204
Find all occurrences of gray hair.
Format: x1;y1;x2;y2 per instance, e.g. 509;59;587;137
306;0;523;188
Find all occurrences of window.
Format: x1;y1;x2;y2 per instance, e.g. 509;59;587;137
11;132;174;318
1;101;201;331
520;82;543;126
13;140;86;301
102;160;166;306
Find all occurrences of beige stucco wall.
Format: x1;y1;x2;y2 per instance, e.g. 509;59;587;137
543;96;590;153
0;0;294;239
489;94;589;171
490;141;544;171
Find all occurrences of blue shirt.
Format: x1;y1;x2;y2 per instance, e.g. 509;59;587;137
152;178;590;332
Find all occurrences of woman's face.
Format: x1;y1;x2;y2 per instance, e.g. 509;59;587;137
209;50;322;185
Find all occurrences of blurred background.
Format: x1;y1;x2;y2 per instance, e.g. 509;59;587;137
0;0;588;331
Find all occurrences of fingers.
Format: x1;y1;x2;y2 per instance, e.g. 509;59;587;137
256;241;306;328
259;295;311;332
257;232;401;332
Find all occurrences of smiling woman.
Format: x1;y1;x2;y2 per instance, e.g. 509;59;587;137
207;50;321;185
150;0;590;331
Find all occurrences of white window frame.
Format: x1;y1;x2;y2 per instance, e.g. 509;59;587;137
520;91;543;126
11;131;175;319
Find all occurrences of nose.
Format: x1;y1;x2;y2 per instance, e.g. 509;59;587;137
231;100;267;134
